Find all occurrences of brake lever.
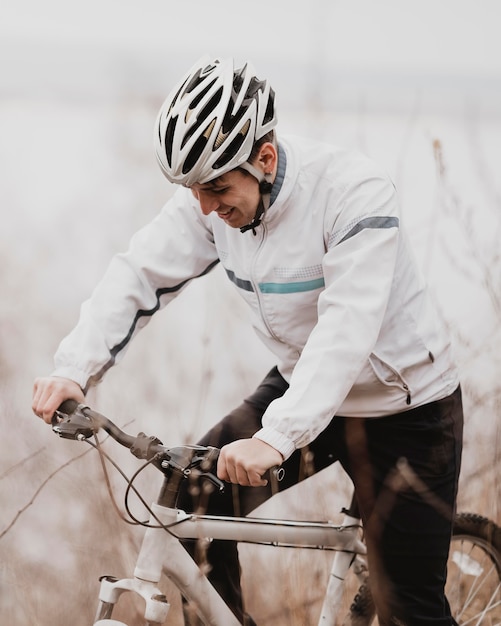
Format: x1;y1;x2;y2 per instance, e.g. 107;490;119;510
52;405;96;440
191;470;225;493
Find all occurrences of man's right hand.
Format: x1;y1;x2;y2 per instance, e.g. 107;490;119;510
32;377;85;424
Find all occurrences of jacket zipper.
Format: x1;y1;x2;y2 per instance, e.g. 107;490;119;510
370;354;412;405
250;223;282;342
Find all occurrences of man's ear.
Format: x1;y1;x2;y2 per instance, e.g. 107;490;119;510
257;142;278;175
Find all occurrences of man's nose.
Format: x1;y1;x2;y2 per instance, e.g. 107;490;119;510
198;192;219;216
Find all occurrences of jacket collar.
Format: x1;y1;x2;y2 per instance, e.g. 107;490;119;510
270;142;287;206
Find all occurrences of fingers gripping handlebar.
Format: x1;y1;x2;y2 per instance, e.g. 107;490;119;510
52;402;284;488
51;401;224;489
52;401;136;448
52;400;97;440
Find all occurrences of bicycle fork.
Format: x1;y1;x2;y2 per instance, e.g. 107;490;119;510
92;501;176;626
93;502;240;626
94;575;170;626
317;511;367;625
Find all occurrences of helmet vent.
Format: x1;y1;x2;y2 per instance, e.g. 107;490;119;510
180;88;223;150
203;118;217;140
196;88;223;128
183;134;209;174
164;116;177;167
189;78;217;109
184;69;205;94
213;127;229;149
154;57;277;185
213;120;250;169
263;89;276;125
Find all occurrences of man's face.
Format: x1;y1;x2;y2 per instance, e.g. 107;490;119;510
190;169;261;229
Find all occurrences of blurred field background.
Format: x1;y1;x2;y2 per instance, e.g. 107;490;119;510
1;1;501;624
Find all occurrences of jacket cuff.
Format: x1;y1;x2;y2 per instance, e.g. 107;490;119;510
253;427;296;461
50;367;89;391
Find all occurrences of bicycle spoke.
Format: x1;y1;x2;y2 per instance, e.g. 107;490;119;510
457;562;496;618
447;533;501;626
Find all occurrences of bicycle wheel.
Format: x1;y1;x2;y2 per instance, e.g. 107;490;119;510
447;513;501;624
345;513;501;625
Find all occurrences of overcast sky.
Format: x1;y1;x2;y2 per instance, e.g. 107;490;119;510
2;0;500;359
3;0;500;77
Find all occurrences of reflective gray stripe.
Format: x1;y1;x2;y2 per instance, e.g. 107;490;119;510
338;216;399;244
86;259;220;391
111;258;220;357
225;267;324;294
225;268;254;292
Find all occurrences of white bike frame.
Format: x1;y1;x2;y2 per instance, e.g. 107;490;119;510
94;502;366;626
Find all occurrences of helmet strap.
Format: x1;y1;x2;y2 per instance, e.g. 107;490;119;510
238;164;274;235
240;199;265;235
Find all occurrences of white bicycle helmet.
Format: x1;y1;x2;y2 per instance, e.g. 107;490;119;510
154;56;277;187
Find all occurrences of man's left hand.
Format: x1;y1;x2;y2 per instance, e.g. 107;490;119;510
217;438;283;487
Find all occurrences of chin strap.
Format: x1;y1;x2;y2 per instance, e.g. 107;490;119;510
239;200;265;234
238;163;274;235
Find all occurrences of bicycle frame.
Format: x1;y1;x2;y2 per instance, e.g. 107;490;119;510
53;404;501;626
94;502;366;626
51;403;367;625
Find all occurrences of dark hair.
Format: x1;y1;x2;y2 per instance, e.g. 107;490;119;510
248;130;276;164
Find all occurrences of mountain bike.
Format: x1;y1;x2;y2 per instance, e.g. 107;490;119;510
52;401;501;625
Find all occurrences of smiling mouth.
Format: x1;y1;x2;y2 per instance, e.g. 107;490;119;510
217;208;234;218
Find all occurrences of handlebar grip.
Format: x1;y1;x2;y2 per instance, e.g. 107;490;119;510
51;399;81;429
57;399;80;416
51;401;96;440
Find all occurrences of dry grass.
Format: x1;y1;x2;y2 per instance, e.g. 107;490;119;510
1;103;500;624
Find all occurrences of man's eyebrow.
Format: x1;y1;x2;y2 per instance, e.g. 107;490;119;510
196;178;228;190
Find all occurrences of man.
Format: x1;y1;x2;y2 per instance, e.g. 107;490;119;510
33;57;463;625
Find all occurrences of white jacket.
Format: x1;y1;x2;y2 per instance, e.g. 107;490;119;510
53;134;459;460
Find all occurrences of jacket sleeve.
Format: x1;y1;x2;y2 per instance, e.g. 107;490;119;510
254;174;400;459
52;188;219;390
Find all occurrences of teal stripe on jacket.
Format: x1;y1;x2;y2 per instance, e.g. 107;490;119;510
258;278;325;294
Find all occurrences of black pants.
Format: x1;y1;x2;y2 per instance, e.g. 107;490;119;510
178;367;463;626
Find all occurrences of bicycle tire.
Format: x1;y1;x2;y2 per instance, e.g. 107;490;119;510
345;512;501;625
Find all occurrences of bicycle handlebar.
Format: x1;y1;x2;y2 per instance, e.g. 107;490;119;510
52;401;284;488
53;401;222;484
54;400;137;448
